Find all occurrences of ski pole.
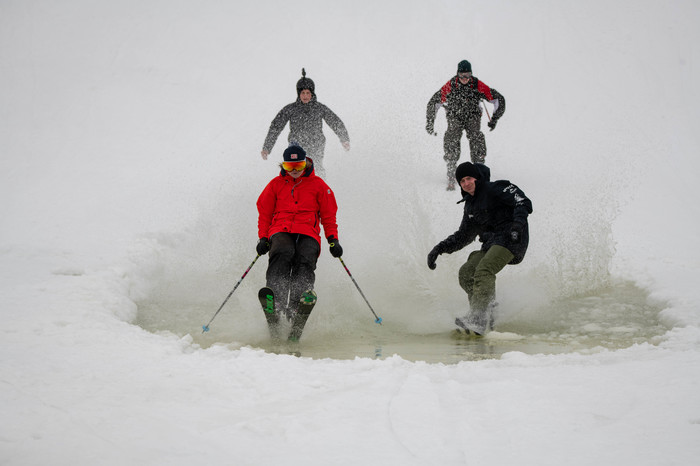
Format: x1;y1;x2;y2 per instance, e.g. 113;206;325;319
481;100;492;121
338;257;382;324
202;254;261;333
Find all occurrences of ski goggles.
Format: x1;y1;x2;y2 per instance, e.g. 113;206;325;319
458;71;472;79
282;160;307;172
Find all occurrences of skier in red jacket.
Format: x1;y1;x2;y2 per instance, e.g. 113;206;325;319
256;144;343;333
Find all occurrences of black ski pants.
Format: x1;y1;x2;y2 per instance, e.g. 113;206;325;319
443;112;486;178
266;232;320;312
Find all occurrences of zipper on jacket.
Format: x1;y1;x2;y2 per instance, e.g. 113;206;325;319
290;178;302;198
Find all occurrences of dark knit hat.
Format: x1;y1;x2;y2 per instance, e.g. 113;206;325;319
455;162;481;181
457;60;472;73
283;145;306;162
296;68;315;96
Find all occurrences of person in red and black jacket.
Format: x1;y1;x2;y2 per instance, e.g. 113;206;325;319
255;144;343;336
426;60;505;190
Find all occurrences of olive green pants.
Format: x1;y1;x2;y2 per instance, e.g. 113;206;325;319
458;245;514;312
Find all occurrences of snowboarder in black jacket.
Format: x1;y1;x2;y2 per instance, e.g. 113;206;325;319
426;60;505;190
427;162;532;335
261;68;350;178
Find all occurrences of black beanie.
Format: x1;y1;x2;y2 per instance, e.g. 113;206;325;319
455;162;481;181
457;60;472;73
296;68;315;96
283;145;306;162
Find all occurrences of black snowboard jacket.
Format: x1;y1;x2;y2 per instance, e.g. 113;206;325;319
262;96;350;154
435;164;533;264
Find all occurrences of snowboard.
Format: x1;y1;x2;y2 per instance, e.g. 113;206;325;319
258;287;281;339
288;290;317;342
451;328;481;339
455;316;485;336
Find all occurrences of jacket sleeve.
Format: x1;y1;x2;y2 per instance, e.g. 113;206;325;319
256;181;277;238
426;89;442;125
321;104;350;143
262;105;292;153
476;80;505;121
318;182;339;240
489;88;506;121
435;210;478;254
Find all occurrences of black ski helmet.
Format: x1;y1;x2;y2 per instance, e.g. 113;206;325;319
457;60;472;73
296;68;315;97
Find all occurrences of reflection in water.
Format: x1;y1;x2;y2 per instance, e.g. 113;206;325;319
135;281;667;364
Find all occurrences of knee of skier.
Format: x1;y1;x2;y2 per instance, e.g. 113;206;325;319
458;263;473;291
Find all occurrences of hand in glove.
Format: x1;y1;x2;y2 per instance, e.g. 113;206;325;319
328;236;343;258
487;119;498;131
426;121;437;136
509;223;524;244
256;237;270;255
427;246;442;270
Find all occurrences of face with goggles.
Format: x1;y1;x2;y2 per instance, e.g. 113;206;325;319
282;160;307;178
457;71;472;82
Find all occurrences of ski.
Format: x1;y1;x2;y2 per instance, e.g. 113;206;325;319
258;287;281;339
288;290;317;342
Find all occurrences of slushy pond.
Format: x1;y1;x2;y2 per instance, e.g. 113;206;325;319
135;281;667;363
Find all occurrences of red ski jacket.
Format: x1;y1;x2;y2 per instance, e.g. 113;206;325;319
256;159;338;247
426;75;505;124
440;76;496;103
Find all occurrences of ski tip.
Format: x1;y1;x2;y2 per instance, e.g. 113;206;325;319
202;325;210;333
375;317;383;325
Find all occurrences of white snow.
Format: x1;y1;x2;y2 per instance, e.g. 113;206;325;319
2;1;700;465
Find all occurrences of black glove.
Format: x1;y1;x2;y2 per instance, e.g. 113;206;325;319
509;223;524;244
487;118;498;131
427;246;442;270
426;121;436;136
256;237;270;255
328;236;343;258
